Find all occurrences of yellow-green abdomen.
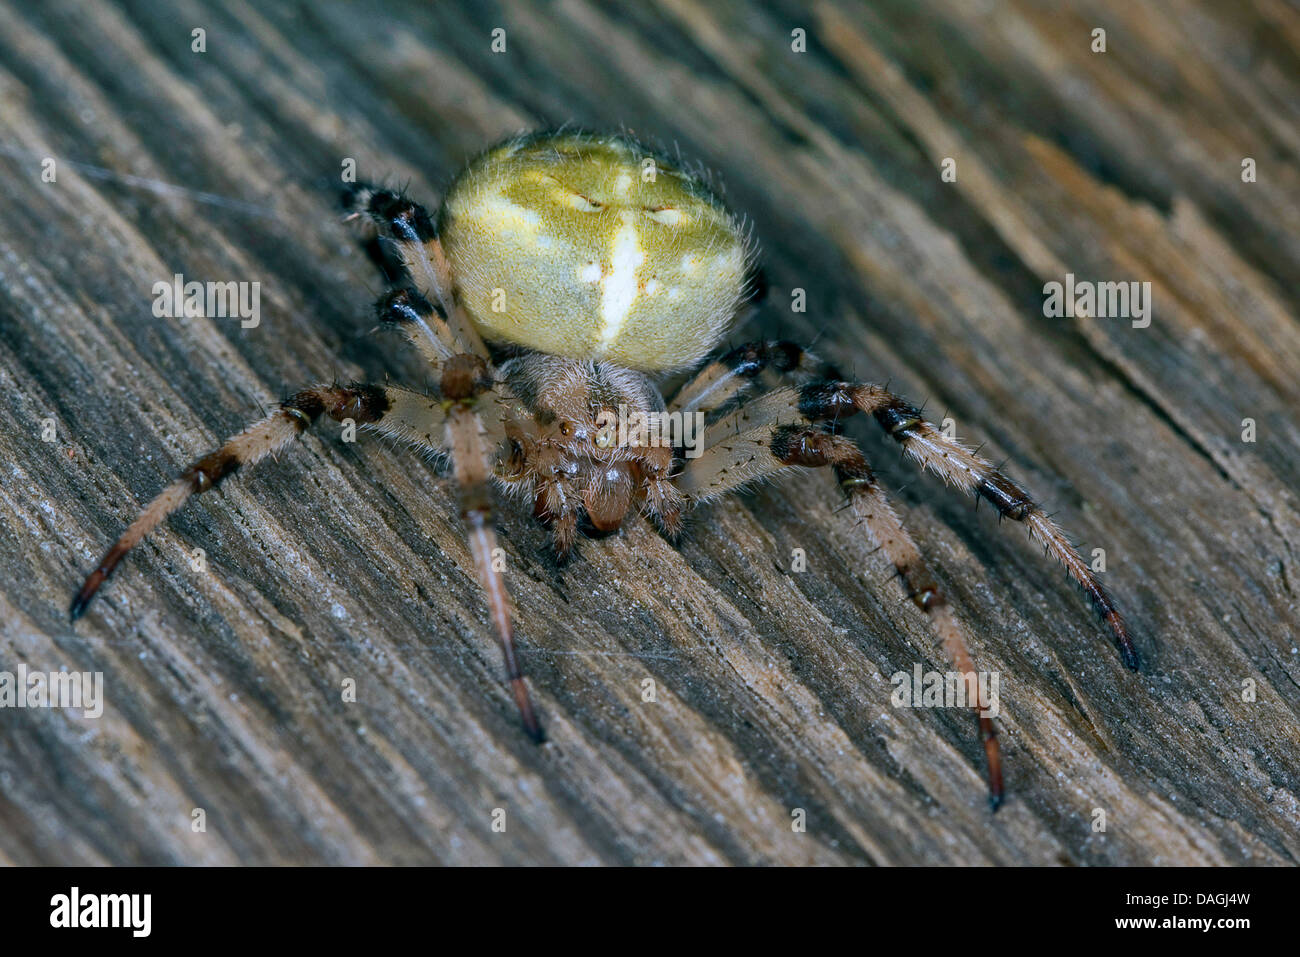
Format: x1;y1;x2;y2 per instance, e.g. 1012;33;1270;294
438;132;749;373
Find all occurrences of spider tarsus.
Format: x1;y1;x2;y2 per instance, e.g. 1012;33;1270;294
68;589;93;622
70;576;103;621
1118;637;1141;671
339;180;374;211
71;543;131;622
980;716;1003;812
511;679;546;743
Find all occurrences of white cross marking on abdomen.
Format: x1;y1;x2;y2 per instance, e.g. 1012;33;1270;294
598;215;644;353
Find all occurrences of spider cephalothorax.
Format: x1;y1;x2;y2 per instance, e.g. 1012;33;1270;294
491;352;684;551
72;130;1138;810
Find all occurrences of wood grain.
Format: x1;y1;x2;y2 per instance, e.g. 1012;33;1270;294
0;0;1297;865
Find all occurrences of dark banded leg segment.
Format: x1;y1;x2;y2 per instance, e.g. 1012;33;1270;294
847;388;1140;671
441;353;543;743
677;424;1003;808
821;435;1004;811
343;183;489;360
769;379;1139;671
669;339;843;416
873;393;1137;667
374;285;456;366
70;383;394;620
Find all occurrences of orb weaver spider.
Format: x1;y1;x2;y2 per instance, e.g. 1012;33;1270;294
71;130;1138;809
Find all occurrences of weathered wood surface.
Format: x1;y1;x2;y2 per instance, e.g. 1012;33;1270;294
0;0;1297;865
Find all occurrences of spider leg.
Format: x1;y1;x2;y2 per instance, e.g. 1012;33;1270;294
529;442;580;560
676;424;1002;808
817;381;1138;670
344;184;490;360
348;185;538;739
637;444;685;538
374;285;456;366
696;379;1138;670
440;353;543;742
70;382;423;620
669;339;841;415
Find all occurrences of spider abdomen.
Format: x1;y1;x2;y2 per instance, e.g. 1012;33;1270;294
438;131;749;373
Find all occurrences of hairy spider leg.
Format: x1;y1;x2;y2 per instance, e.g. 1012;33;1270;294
71;383;430;618
688;378;1137;670
675;423;1002;807
673;369;1139;807
347;185;544;741
440;353;543;742
669;338;844;416
344;184;489;361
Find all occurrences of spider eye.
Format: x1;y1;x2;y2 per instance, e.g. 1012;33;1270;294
593;408;617;448
559;421;571;436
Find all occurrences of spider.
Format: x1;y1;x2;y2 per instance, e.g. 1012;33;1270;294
70;130;1138;810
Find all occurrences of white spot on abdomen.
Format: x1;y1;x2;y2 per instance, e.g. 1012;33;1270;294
647;207;681;226
472;192;541;230
565;192;602;212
